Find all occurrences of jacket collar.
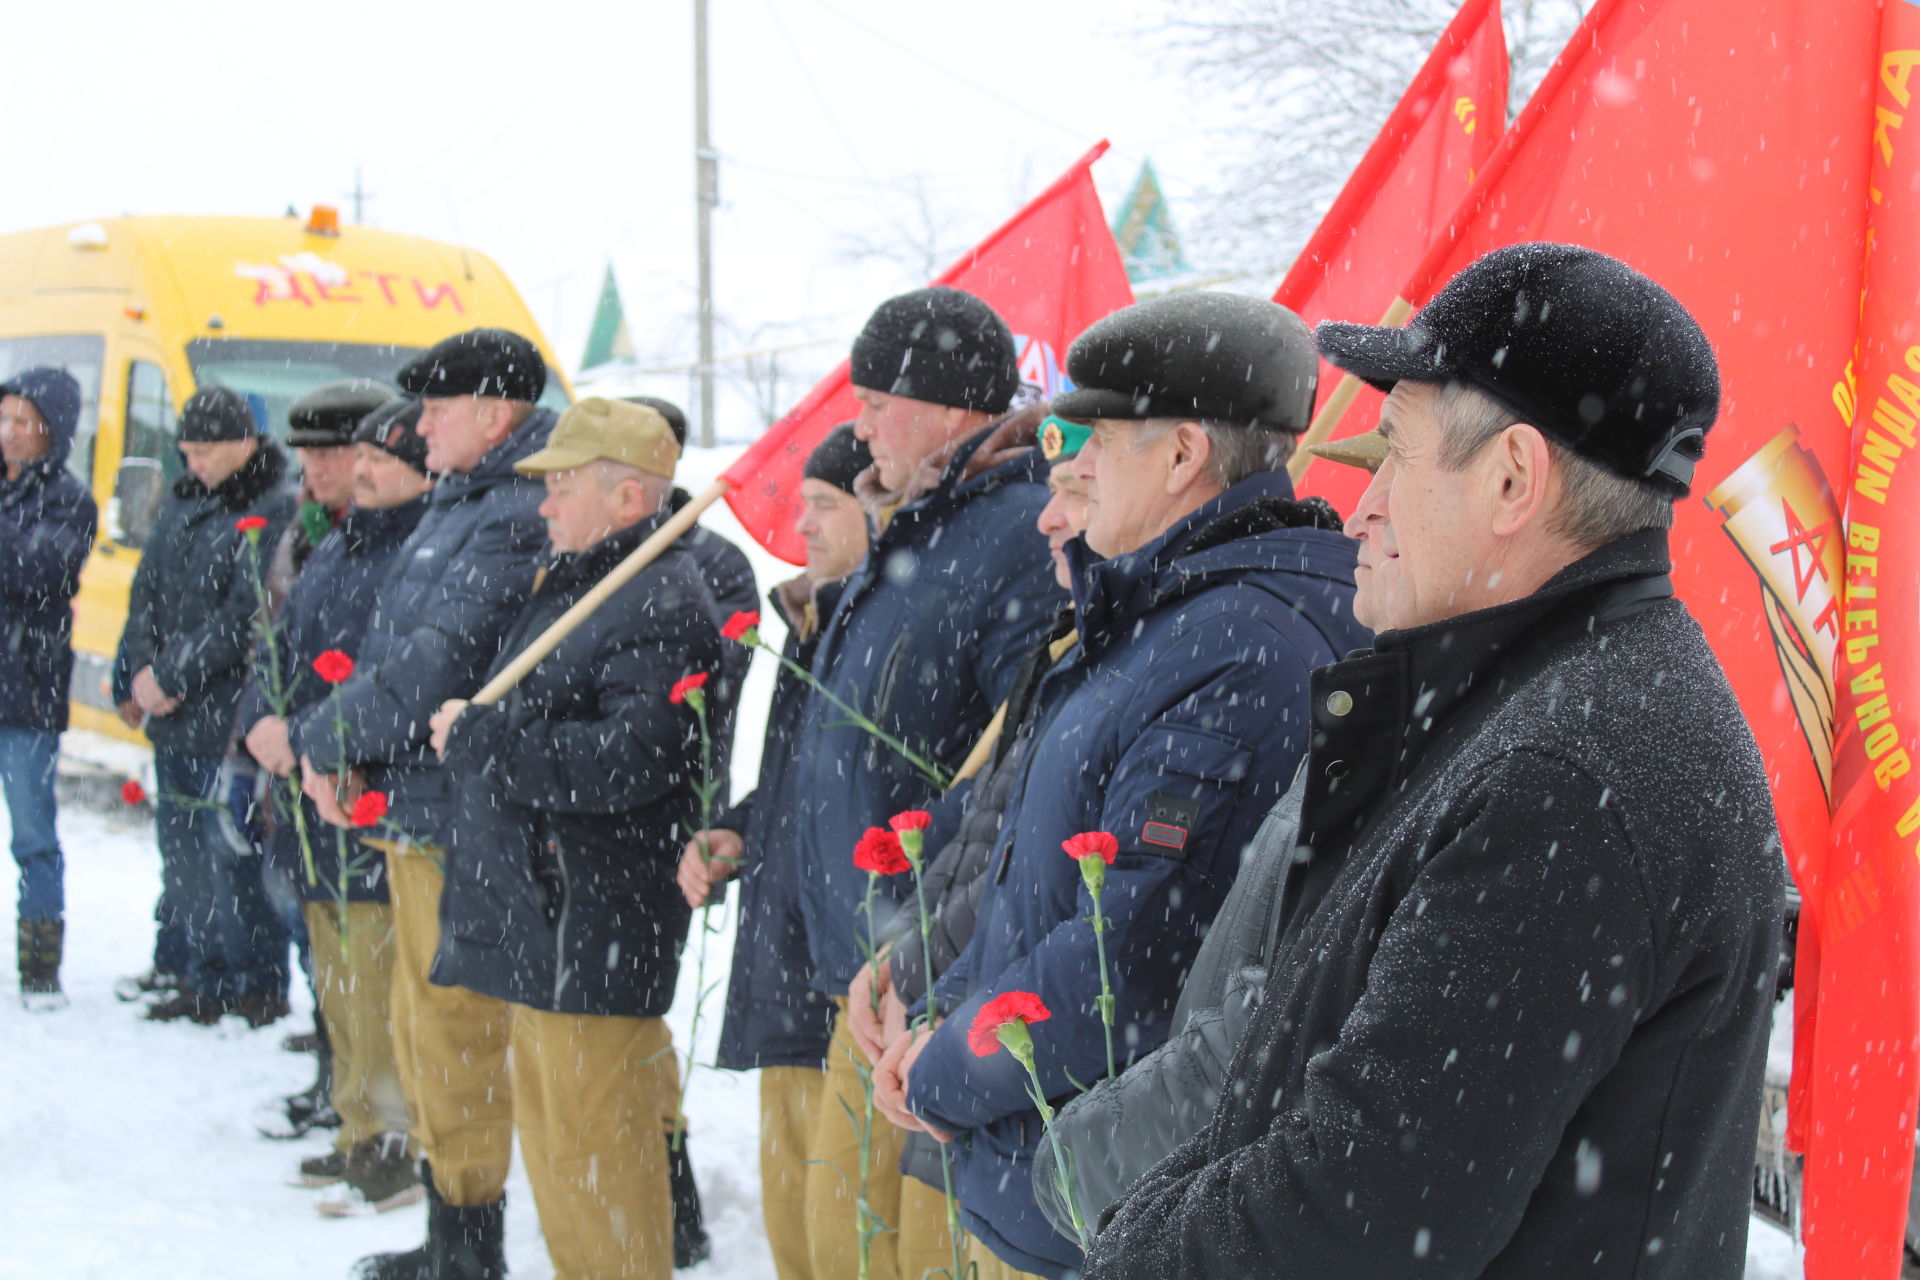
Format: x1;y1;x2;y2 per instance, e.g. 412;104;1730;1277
1064;469;1333;651
1300;528;1675;848
0;454;70;505
771;571;849;644
172;438;287;510
340;494;431;551
434;407;556;507
541;510;667;591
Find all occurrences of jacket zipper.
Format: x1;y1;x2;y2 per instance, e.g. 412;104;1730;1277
550;825;571;1008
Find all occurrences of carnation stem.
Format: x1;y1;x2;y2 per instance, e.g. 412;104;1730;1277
760;642;950;790
905;844;970;1277
1011;1038;1091;1253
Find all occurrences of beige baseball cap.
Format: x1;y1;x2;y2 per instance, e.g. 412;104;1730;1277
516;397;680;479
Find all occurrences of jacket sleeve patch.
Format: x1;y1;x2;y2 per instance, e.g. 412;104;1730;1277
1143;792;1203;857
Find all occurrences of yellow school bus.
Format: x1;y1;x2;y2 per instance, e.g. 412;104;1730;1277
0;209;572;742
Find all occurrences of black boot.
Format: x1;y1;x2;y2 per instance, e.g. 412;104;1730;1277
351;1163;504;1280
18;919;66;1010
349;1161;435;1280
430;1174;506;1280
669;1132;712;1269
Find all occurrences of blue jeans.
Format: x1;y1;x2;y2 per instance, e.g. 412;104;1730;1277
0;727;63;922
153;750;288;1002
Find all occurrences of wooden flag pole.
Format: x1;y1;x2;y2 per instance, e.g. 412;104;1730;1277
470;477;731;706
1286;295;1416;481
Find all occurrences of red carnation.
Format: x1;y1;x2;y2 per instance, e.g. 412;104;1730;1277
313;650;355;684
1062;831;1119;864
669;672;710;705
852;826;911;876
720;610;761;643
968;990;1052;1058
235;515;268;534
349;790;389;828
889;810;932;834
121;779;147;805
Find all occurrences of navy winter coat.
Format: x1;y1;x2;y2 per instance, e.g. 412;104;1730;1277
112;442;296;755
906;470;1368;1278
715;574;845;1071
1085;531;1786;1280
290;409;556;846
431;515;724;1018
0;368;97;733
237;496;430;902
789;411;1065;995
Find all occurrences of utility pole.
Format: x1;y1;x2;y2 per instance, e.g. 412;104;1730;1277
351;166;371;224
694;0;719;448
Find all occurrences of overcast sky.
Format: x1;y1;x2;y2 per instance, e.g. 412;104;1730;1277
2;0;1253;434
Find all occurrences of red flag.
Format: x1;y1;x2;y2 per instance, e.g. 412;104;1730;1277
1282;0;1508;518
1397;0;1891;1269
1819;4;1920;1276
722;142;1135;563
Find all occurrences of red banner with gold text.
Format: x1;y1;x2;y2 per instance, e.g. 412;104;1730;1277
1816;3;1920;1275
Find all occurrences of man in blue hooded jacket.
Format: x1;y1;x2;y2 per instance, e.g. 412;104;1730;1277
0;367;97;1009
877;293;1369;1279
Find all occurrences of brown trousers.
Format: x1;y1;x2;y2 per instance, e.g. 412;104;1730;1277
303;900;408;1152
759;1065;826;1280
511;1005;680;1280
385;845;513;1206
804;998;955;1280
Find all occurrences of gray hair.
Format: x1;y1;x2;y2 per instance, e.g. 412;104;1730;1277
1432;383;1673;551
1133;418;1297;487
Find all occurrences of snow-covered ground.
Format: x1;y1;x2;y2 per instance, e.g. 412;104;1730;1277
0;444;1809;1278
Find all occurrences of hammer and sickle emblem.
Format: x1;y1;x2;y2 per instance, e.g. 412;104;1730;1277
1454;96;1477;134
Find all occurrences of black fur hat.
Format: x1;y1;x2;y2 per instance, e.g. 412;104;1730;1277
397;328;547;403
850;287;1019;414
288;379;392;448
1314;243;1720;493
1051;293;1318;433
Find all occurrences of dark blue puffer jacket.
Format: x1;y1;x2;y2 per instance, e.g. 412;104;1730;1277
238;496;430;902
905;470;1369;1278
0;367;97;733
287;409;555;846
786;407;1066;996
715;574;846;1071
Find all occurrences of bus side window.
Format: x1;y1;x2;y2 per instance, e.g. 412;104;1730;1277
114;360;176;549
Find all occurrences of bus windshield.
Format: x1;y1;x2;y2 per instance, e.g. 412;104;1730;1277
185;338;570;437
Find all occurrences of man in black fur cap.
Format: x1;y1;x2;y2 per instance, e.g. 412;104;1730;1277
1084;244;1785;1280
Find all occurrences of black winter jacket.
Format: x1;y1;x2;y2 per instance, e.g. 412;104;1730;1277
112;443;296;755
715;575;844;1071
289;410;555;844
1085;531;1786;1280
238;497;430;902
0;373;96;734
432;516;724;1018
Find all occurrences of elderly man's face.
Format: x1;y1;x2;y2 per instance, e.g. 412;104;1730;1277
1344;381;1506;633
1071;419;1190;558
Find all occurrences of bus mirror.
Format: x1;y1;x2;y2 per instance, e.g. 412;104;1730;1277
111;457;166;548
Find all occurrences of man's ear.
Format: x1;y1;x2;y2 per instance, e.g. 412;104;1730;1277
1488;422;1555;537
1165;421;1214;495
